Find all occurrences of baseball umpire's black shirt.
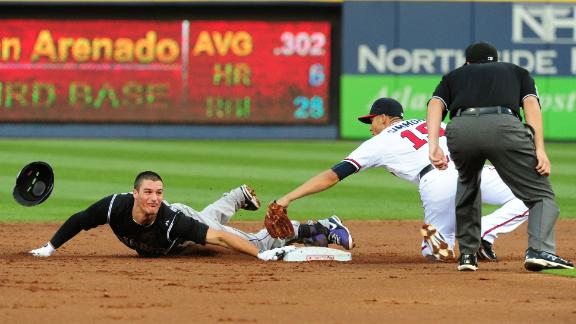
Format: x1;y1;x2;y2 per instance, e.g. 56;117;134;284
49;193;209;257
431;62;538;117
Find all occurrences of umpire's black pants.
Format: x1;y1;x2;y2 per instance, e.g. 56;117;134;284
446;113;558;255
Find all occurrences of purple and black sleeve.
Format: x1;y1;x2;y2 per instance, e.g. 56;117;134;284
169;214;209;245
49;196;112;248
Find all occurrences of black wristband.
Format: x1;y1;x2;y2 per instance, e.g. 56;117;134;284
331;161;358;180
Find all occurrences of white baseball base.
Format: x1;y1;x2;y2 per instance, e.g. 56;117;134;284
282;247;352;262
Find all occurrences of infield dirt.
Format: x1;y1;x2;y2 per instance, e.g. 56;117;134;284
1;220;575;323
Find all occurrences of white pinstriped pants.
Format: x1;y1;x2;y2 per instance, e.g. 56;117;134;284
419;164;528;257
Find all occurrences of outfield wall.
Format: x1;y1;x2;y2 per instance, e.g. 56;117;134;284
341;1;576;140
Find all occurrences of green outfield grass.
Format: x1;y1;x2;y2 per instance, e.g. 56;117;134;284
542;269;576;278
0;139;575;222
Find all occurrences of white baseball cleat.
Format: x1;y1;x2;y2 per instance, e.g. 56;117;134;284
420;224;454;261
240;184;260;211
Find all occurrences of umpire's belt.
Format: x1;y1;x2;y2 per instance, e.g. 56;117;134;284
418;164;435;180
452;106;517;119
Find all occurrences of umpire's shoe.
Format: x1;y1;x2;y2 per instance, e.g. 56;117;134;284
477;239;497;262
524;247;574;271
240;185;260;211
457;254;478;271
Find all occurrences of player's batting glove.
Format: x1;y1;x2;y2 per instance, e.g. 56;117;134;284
29;242;56;257
257;246;297;261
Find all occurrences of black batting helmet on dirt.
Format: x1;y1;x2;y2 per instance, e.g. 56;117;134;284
13;161;55;207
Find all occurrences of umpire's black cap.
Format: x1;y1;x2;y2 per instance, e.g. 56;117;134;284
13;161;55;207
465;41;498;64
358;98;404;124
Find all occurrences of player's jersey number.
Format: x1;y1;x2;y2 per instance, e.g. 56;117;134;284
400;122;445;150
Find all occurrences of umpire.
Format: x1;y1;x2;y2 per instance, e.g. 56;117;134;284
426;41;574;272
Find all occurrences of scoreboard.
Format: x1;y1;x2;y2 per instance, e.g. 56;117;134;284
0;19;331;124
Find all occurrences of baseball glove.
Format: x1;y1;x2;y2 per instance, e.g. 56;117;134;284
265;201;295;239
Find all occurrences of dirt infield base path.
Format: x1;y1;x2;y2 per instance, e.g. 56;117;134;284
1;220;575;323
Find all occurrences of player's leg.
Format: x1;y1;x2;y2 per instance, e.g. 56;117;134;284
246;216;353;251
173;201;297;251
418;167;457;260
250;216;353;251
198;185;259;225
479;166;529;244
213;219;332;251
481;201;528;242
170;198;298;252
171;202;227;231
175;193;346;251
247;220;327;251
316;216;353;250
215;221;299;251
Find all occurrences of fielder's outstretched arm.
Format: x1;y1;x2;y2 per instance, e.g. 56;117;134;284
276;169;340;207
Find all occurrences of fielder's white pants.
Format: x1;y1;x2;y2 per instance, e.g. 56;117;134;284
172;187;298;251
419;164;528;257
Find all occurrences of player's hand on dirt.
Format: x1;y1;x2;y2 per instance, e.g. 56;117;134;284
29;242;56;257
429;145;448;170
535;149;551;176
257;246;296;261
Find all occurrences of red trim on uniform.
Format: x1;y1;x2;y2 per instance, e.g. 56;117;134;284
343;158;362;171
481;210;529;238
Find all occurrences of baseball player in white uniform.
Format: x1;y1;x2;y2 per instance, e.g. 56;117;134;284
274;98;528;261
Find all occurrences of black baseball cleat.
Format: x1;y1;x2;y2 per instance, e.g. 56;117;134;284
240;184;260;211
524;247;574;272
477;239;497;261
457;254;478;271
